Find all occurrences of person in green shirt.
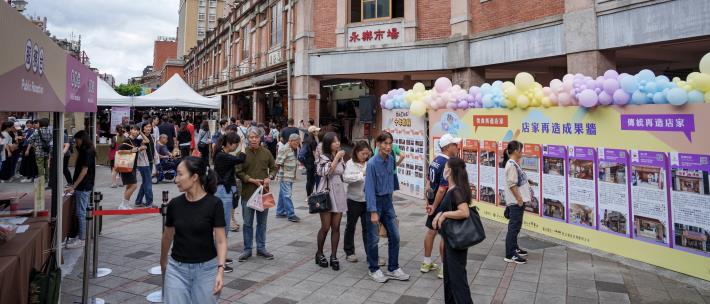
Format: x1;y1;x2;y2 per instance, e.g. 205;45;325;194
374;143;406;173
236;127;276;262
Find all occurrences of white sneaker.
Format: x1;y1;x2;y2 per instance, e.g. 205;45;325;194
66;239;85;249
369;269;389;283
385;268;410;281
20;178;31;183
118;201;132;210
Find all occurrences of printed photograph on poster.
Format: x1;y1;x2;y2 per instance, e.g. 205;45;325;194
670;153;710;256
568;146;597;229
597;148;630;236
542;145;567;221
478;140;497;205
497;142;509;206
462;140;479;201
382;110;428;199
521;143;542;215
631;150;670;246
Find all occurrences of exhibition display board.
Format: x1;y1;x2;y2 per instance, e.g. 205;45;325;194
382;109;427;199
428;104;710;280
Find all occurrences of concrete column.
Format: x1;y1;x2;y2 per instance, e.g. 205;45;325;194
452;67;486;88
404;0;417;42
335;0;347;48
292;75;320;125
564;0;616;76
450;0;471;36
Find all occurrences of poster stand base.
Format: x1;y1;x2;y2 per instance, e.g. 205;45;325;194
146;290;162;303
148;265;161;275
95;267;112;278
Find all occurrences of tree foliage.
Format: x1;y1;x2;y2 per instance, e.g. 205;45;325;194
115;83;143;96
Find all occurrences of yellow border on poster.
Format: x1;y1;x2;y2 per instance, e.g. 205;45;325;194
427;104;710;281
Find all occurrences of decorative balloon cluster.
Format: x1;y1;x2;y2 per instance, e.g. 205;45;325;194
381;52;710;116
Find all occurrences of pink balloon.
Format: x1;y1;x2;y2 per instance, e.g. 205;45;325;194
447;102;457;109
562;74;574;83
550;79;563;92
434;77;453;93
612;89;630;105
598;91;613;105
548;93;559;105
558;92;572;106
602;78;620;95
562;79;574;91
542;87;552;96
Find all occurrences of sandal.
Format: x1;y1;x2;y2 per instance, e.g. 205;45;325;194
330;256;340;271
315;254;329;268
231;224;240;232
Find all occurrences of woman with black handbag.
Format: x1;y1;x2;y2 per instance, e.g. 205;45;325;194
314;132;347;271
432;157;474;304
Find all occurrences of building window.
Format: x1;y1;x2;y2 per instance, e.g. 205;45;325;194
351;0;403;22
270;3;283;47
198;13;205;21
209;13;216;21
209;0;217;8
242;25;251;61
199;0;205;7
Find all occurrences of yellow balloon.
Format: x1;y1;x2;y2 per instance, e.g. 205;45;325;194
705;91;710;103
505;97;516;109
413;82;426;93
700;52;710;74
515;72;535;91
672;77;682;83
534;89;544;100
541;97;551;108
694;73;710;92
531;97;541;107
517;95;530;109
410;101;427;117
502;81;515;91
504;87;520;99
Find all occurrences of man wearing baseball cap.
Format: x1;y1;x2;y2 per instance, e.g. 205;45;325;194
421;133;461;278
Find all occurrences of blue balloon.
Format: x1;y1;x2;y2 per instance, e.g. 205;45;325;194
645;82;658;93
652;92;668;104
631;90;648;104
492;80;503;88
667;88;688;106
480;83;492;95
655;75;670;88
688;90;704;104
482;94;494;108
620;75;639;93
637;69;655;82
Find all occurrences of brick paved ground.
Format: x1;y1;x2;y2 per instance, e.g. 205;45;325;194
4;166;709;304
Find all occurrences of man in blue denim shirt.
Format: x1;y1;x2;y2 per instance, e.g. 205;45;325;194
364;132;410;283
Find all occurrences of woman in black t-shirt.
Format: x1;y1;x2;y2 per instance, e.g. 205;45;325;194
160;156;227;303
432;158;473;304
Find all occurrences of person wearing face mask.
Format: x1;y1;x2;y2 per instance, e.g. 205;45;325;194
116;125;145;210
432;158;474;304
235;127;276;262
160;156;227;304
502;140;530;264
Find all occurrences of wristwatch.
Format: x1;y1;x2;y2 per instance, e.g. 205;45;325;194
217;264;225;269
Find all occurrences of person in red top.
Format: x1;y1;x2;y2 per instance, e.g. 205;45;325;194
186;117;196;153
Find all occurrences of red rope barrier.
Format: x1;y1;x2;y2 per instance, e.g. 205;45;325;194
92;208;160;216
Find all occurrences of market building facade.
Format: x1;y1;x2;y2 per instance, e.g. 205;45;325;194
184;0;710;143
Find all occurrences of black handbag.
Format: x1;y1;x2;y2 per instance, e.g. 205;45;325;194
29;223;61;304
440;204;486;250
308;162;332;214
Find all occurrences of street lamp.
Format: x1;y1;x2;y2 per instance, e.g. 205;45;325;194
11;0;27;12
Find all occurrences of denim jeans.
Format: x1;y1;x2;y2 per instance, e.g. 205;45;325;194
505;204;525;258
242;197;268;253
135;166;153;205
74;190;90;240
215;185;235;237
276;181;295;218
164;257;218;304
365;194;400;272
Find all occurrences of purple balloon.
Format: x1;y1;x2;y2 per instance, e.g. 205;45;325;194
612;89;630;105
447;102;457;109
458;100;468;109
469;86;480;96
602;78;620;95
598;91;613;105
585;79;596;90
603;70;619;80
578;89;598;108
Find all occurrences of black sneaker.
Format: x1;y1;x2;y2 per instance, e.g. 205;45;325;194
275;214;287;219
223;265;234;273
288;216;301;223
515;248;528;256
238;252;251;262
504;255;527;264
225;258;233;265
257;251;274;260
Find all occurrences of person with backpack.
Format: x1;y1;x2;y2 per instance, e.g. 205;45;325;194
197;121;212;167
299;126;320;197
28;118;52;185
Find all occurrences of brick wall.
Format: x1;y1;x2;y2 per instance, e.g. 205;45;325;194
154;40;177;70
313;0;337;49
417;0;451;40
471;0;564;34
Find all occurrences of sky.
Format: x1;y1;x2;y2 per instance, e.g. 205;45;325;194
24;0;179;85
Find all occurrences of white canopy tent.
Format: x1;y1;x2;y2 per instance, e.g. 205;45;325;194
133;74;220;109
97;79;132;106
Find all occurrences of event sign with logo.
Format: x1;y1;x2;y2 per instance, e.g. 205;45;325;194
428;104;710;280
382;109;427;199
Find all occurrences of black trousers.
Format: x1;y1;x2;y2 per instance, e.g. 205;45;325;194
305;165;317;196
344;199;368;256
198;144;210;167
63;154;72;184
505;204;524;258
443;237;473;304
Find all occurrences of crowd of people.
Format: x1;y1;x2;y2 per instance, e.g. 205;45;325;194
1;113;536;304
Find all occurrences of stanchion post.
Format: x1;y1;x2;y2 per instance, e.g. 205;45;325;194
80;205;93;304
91;192;101;278
146;191;169;302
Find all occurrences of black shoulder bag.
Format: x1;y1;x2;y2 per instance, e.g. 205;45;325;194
308;161;332;214
439;189;486;250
